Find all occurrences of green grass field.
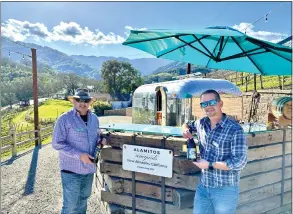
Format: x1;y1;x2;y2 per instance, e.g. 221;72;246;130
2;99;72;159
227;73;291;91
30;99;73;119
12;110;34;131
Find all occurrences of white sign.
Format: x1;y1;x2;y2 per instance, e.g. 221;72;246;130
122;144;173;178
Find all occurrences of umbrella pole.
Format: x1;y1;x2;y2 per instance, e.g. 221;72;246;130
187;63;191;75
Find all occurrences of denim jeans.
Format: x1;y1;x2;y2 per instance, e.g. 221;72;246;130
193;183;239;214
61;171;94;214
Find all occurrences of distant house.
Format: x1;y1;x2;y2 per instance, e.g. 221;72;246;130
91;92;113;101
54;89;68;100
19;99;30;107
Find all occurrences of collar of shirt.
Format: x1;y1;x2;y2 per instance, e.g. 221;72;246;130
72;108;92;117
203;113;228;129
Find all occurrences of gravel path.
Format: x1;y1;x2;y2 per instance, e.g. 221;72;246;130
1;144;102;214
1;116;132;214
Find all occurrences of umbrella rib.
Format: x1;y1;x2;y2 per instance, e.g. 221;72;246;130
157;35;211;58
221;48;291;62
122;33;191;45
245;37;291;62
216;36;230;60
175;36;216;60
216;36;224;60
231;37;264;75
206;37;222;67
192;35;214;57
268;49;292;62
220;48;267;61
157;43;192;58
246;37;292;53
261;47;291;62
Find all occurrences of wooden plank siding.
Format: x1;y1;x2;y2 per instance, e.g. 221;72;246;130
98;128;292;214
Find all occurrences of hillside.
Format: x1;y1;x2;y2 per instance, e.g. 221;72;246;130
1;39;172;78
152;61;212;75
71;55;172;76
1;39;100;79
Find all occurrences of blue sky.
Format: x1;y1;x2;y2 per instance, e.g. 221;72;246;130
1;1;292;59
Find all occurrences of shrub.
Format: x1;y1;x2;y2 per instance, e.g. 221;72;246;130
92;100;112;116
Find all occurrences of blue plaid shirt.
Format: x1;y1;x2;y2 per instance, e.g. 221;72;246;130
187;113;248;188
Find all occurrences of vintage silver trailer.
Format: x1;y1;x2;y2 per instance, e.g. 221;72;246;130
132;78;242;126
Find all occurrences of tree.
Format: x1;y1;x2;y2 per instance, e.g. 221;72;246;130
1;81;17;108
143;73;173;84
14;77;33;102
58;72;81;95
101;60;143;97
38;74;63;98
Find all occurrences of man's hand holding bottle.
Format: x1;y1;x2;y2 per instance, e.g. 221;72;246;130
183;129;194;139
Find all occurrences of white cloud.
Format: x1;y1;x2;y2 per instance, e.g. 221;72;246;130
3;19;288;46
1;19;132;45
1;19;51;41
232;22;288;43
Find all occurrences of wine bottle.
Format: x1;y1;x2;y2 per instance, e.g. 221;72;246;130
187;138;197;161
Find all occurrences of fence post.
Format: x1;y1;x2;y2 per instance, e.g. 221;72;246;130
10;126;17;157
260;75;264;89
245;76;248;92
278;76;282;89
253;74;257;91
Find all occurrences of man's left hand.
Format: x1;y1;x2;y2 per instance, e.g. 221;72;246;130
100;137;107;146
193;159;209;169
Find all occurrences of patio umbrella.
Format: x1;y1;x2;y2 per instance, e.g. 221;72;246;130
123;26;292;76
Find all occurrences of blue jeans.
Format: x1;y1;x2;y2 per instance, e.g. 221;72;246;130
61;171;94;214
194;183;239;214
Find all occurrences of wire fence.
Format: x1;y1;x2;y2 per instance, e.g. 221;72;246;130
207;70;292;91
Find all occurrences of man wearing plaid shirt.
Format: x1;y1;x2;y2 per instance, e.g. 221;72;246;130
182;89;248;214
52;89;105;214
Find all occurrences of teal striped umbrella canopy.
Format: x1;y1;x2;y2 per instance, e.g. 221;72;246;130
123;26;292;76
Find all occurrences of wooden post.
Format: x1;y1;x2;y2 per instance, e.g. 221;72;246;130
20;124;23;142
10;126;17;157
253;74;256;91
32;48;39;146
278;76;282;90
241;73;244;85
245;76;248;92
282;76;285;89
260;75;264;89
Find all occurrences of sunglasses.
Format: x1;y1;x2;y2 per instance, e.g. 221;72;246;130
74;98;91;103
200;99;219;108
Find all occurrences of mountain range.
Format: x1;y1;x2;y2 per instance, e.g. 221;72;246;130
1;39;173;79
71;55;172;77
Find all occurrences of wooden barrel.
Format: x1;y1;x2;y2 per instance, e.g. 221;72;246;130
271;96;292;119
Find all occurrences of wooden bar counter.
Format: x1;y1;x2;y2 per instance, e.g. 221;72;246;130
94;128;292;214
